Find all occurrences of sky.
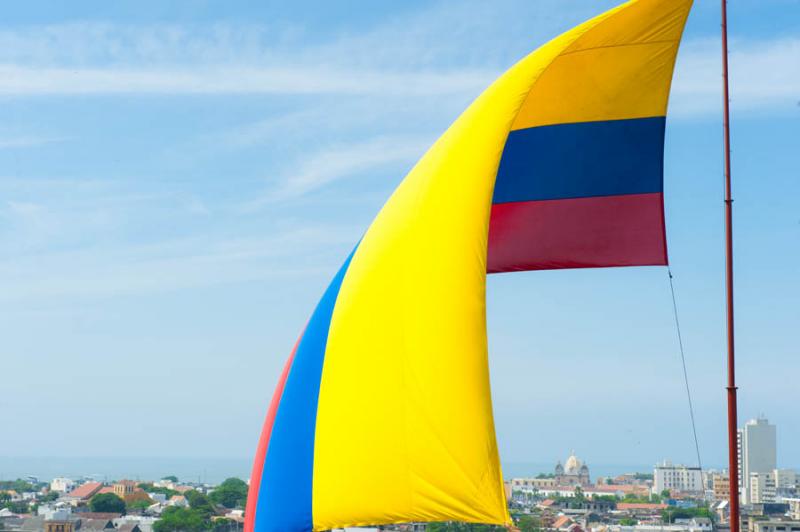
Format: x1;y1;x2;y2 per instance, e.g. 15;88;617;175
0;0;798;477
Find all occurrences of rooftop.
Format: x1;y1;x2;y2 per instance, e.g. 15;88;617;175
67;482;103;500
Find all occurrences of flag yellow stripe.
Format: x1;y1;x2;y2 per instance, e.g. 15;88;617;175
512;0;692;130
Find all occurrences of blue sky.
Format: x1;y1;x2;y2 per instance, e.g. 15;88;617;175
0;0;798;475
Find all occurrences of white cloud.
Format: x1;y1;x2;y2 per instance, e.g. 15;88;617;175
243;135;430;209
671;37;800;116
0;136;66;149
0;15;792;121
0;2;604;97
0;64;494;96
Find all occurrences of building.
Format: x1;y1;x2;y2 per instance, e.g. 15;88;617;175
616;503;668;516
112;480;137;498
64;482;103;505
713;473;731;502
50;478;75;494
44;520;76;532
775;470;798;492
750;472;777;504
739;417;777;504
786;499;800;520
510;477;557;491
747;519;800;532
555;451;590;486
610;520;712;532
747;469;798;504
653;461;702;494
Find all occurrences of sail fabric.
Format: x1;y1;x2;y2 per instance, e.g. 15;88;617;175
487;0;691;272
245;1;692;531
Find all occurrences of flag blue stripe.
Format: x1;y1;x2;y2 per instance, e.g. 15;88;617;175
493;117;665;204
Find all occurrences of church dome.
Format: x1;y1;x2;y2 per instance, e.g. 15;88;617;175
564;452;582;474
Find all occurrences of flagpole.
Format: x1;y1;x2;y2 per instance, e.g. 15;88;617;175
721;1;741;532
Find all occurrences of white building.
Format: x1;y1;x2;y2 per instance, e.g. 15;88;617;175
739;418;777;504
148;492;167;504
613;519;713;532
775;469;797;491
750;472;777;503
786;498;800;520
50;477;75;493
748;520;800;532
653;461;703;494
37;504;71;521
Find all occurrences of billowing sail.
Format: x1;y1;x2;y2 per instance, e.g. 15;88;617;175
245;1;693;530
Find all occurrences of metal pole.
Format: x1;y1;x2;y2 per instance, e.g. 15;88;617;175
721;2;741;532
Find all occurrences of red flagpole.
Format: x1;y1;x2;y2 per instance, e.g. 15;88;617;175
721;1;741;532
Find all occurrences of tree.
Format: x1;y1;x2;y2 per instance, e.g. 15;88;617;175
661;489;671;499
161;476;179;483
186;490;215;519
212;518;241;531
89;493;126;514
40;491;60;503
6;501;30;514
620;518;638;526
518;515;542;532
153;507;209;532
661;506;714;523
127;499;152;513
209;478;248;509
0;480;35;494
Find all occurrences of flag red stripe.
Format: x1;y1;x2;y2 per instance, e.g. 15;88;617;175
488;192;667;273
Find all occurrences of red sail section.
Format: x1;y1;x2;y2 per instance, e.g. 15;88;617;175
488;193;667;273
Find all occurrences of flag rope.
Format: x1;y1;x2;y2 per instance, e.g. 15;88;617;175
667;268;703;471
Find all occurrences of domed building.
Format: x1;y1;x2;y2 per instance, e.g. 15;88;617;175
554;451;590;486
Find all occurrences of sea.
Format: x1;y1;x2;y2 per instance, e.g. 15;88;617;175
0;456;672;485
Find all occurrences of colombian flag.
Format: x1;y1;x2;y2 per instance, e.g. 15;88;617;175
246;1;693;530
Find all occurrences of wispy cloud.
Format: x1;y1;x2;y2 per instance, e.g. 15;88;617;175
242;136;429;209
670;37;800;116
0;2;604;97
0;136;66;149
0;64;494;96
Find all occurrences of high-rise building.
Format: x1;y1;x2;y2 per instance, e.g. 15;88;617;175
738;417;777;504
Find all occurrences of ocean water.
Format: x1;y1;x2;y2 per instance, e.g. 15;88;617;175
0;456;251;485
0;456;660;485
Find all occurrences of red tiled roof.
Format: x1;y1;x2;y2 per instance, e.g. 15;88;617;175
97;487;115;494
67;482;103;499
540;499;556;506
617;503;667;511
553;516;573;529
